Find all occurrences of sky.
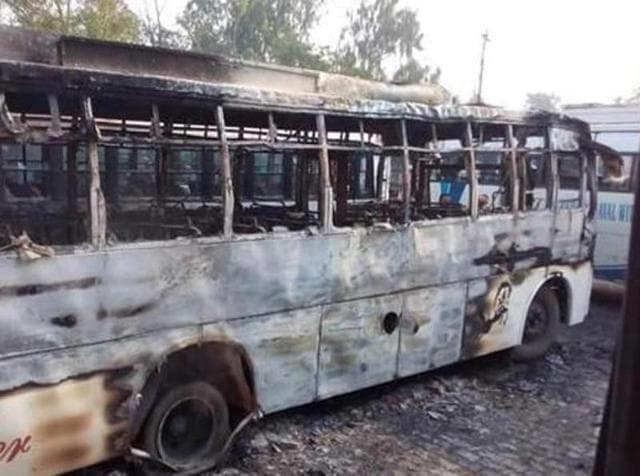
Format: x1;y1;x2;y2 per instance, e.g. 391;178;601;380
127;0;640;109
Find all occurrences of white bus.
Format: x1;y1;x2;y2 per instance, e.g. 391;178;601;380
563;103;640;281
0;28;606;475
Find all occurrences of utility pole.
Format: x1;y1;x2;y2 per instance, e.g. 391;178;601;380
476;31;490;104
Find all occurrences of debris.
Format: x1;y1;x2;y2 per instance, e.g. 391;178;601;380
0;232;55;260
265;432;301;451
425;378;448;396
517;381;537;393
545;353;566;366
426;410;446;421
250;432;270;452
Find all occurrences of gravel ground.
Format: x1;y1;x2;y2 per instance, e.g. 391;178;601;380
208;301;619;476
98;301;620;476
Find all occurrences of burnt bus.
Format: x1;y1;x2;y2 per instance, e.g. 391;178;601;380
0;27;602;475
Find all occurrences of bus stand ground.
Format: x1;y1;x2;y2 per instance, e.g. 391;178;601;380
104;298;617;476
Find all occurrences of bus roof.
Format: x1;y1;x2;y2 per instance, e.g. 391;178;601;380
0;26;586;130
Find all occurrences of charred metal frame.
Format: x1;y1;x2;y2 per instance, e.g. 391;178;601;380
215;105;234;238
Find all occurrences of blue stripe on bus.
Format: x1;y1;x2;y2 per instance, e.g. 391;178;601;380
594;266;627;281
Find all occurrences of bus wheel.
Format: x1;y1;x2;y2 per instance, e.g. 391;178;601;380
142;381;230;473
511;287;560;361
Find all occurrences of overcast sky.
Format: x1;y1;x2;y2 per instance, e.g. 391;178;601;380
128;0;640;109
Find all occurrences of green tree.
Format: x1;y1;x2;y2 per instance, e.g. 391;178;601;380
2;0;80;34
392;57;441;84
178;0;328;69
335;0;431;82
78;0;139;42
3;0;139;42
140;0;186;48
525;92;561;112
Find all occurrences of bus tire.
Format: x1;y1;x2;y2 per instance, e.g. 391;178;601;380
511;287;561;361
142;381;230;473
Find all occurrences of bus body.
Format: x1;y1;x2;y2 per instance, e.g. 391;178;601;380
0;28;602;475
563;104;640;281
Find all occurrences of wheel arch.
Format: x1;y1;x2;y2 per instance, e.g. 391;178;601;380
130;339;258;444
518;272;573;343
543;273;572;324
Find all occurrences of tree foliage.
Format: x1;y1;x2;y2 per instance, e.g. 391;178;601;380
78;0;139;41
2;0;139;42
2;0;441;84
3;0;80;34
392;57;440;84
335;0;431;82
139;0;186;48
525;92;561;112
178;0;328;69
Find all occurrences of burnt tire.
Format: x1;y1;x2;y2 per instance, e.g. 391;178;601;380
142;381;230;474
511;286;561;361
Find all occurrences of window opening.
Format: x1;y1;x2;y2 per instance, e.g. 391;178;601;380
473;124;512;214
557;153;582;209
412;123;471;219
515;126;551;211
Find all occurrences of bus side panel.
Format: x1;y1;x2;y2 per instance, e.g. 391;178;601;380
397;283;466;377
317;294;402;400
202;307;322;414
0;328;200;476
462;267;548;359
514;211;554;270
409;217;486;286
552;208;585;260
0;253;106;358
548;261;593;326
1;211;556;362
0;373;127;476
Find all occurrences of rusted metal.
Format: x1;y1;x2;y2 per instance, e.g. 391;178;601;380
0;371;131;475
316;113;333;231
82;97;106;248
268;112;277;144
0;28;592;129
215;105;235;238
46;95;61;137
0;92;25;135
465;122;479;219
0;26;451;106
506;124;519;212
400;119;411;224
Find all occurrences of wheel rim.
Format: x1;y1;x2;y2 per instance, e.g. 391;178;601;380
523;298;550;343
157;397;217;463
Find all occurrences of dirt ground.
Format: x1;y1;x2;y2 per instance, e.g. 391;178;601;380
101;300;620;476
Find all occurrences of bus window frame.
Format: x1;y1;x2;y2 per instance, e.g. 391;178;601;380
549;125;595;212
0;93;599;250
